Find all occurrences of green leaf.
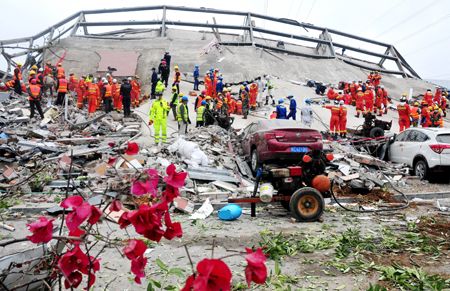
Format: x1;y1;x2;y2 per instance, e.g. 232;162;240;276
147;279;161;290
156;258;168;271
164;285;178;290
168;267;185;278
274;261;281;276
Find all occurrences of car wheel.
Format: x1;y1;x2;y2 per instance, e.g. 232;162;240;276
369;127;384;138
414;159;429;180
289;187;324;222
250;149;260;174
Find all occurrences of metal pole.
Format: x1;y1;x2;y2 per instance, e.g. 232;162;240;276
247;13;255;46
161;6;166;37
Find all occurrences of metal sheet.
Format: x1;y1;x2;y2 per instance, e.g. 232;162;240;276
97;50;139;77
187;166;238;183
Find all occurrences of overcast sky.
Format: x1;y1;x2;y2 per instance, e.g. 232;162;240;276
1;0;449;80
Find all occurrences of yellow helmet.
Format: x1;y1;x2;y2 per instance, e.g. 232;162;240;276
172;86;177;91
31;65;38;70
17;63;22;67
402;93;407;97
434;105;439;110
174;65;179;70
29;70;36;75
205;96;212;100
223;88;228;92
414;102;419;106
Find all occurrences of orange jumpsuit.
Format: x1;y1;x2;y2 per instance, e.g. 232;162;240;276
236;100;243;115
373;73;381;87
420;106;431;127
410;106;420;127
112;83;122;111
327;88;338;100
339;105;347;136
56;67;65;79
355;91;365;116
249;83;258;108
131;80;140;107
69;75;78;91
228;98;236;114
364;89;374;113
349;83;357;104
204;75;213;97
87;82;98;114
424;91;433;106
375;88;384;115
76;79;86;109
397;103;411;132
324;105;340;135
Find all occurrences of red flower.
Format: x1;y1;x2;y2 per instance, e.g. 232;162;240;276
182;259;232;291
164;164;187;188
61;195;83;208
109;200;122;212
131;179;155;196
118;212;131;229
244;248;267;287
108;142;116;148
125;142;139;155
26;217;54;244
58;246;89;277
163;212;183;240
68;228;85;238
162;185;180;203
123;239;147;260
64;271;82;289
131;256;147;284
64;201;91;232
127;203;167;242
87;205;102;225
107;156;117;166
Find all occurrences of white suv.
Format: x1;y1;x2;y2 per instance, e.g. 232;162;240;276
388;128;450;179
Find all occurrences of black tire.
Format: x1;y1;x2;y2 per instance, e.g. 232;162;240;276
414;159;429;180
289;187;324;222
369;127;384;138
250;148;260;175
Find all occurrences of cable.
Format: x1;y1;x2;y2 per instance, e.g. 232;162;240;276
374;0;440;39
403;34;450;56
304;0;316;22
396;14;450;44
359;0;406;34
294;0;304;20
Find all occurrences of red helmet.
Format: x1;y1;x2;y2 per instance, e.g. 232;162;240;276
201;90;206;95
30;79;37;84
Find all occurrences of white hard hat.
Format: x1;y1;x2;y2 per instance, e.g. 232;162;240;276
127;77;132;81
106;73;111;77
93;78;98;83
339;100;344;105
112;78;117;83
102;78;107;83
38;68;43;72
0;82;5;87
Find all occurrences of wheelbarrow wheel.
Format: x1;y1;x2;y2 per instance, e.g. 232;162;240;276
289;187;324;222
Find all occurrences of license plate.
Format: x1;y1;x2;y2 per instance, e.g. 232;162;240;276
290;146;309;153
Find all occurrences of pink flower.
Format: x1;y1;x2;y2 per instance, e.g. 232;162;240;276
26;217;54;244
244;248;267;287
87;205;102;224
131;256;147;284
125;142;139;155
118;212;131;229
109;200;122;212
131;179;155;196
123;239;147;260
163;212;183;240
61;195;83;208
163;164;187;188
65;201;92;232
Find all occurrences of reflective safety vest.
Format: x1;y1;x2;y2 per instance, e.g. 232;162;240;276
28;84;40;100
410;107;420;120
104;84;112;98
87;83;97;98
196;105;205;121
58;78;68;93
150;99;170;121
56;67;65;78
177;103;188;122
155;81;165;94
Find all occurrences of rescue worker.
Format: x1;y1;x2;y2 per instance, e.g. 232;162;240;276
158;59;169;87
204;72;213;98
69;73;78;92
193;65;200;91
372;71;381;87
28;70;37;84
349;81;357;105
256;76;266;107
265;77;275;105
339;100;348;138
424;89;433;107
420;100;431;127
120;78;132;117
111;79;120;111
44;62;53;77
430;105;443;128
130;76;141;108
355;88;365;117
169;86;179;120
195;90;206;111
56;63;65;79
375;86;384;116
55;75;68;106
172;65;181;94
381;85;389;114
301;98;313;127
27;79;44;119
155;78;165;97
286;95;297;120
177;95;190;135
86;79;98;117
364;86;374;114
150;68;158;99
103;81;113;113
36;68;44;87
242;89;250;119
196;100;206;127
76;76;86;109
149;92;170;144
249;82;258;109
327;86;338;100
323;100;340;138
276;99;287;119
236;98;243;115
410;102;421;127
397;94;411;132
43;73;55;98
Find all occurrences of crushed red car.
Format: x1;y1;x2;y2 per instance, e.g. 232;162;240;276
240;120;323;172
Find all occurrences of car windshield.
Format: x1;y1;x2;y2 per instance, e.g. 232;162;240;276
436;134;450;144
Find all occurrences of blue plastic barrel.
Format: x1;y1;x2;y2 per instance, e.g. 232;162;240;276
218;204;242;221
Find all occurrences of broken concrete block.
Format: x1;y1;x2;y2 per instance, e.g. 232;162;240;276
173;197;195;214
2;166;18;181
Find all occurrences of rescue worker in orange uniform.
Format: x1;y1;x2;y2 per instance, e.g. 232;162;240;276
323;100;340;139
424;89;433;107
372;71;381;87
194;90;205;111
349;81;357;105
364;86;374;114
430;105;443;128
249;82;258;109
13;63;23;81
56;63;65;79
420;100;431;127
236;98;243;115
76;76;86;109
96;78;103;109
55;75;68;106
410;102;421;127
69;73;78;92
433;87;442;104
339;100;348;138
327;86;338;100
43;62;52;77
103;81;113;113
375;86;384;116
130;75;141;107
27;79;44;119
112;79;122;111
172;65;181;94
355;88;365;117
86;80;98;117
228;96;237;115
204;72;213;97
397;94;411;132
